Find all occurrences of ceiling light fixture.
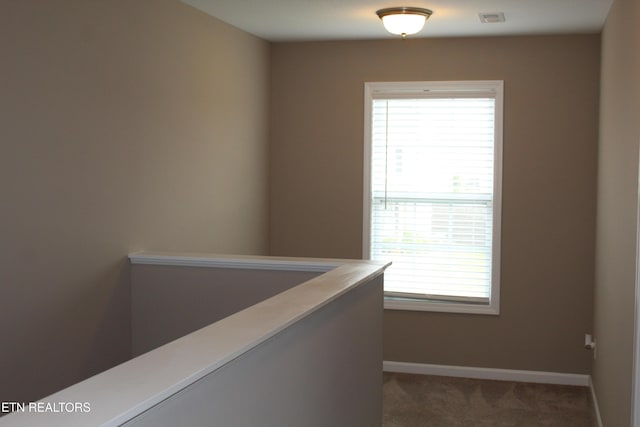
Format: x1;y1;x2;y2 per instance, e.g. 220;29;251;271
376;7;433;39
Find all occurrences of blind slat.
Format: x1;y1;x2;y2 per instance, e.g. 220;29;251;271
369;96;496;300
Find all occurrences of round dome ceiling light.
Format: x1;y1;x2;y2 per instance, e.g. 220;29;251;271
376;7;433;39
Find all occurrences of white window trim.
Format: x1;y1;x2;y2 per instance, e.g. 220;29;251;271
363;80;503;315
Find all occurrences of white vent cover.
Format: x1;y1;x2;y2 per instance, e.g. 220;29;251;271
479;12;506;23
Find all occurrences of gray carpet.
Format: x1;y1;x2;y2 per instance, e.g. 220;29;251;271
383;373;597;427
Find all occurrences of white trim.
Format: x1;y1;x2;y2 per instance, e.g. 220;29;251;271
128;251;339;272
362;83;374;261
491;80;504;315
384;298;499;315
383;361;590;387
363;80;503;315
367;80;503;97
589;377;604;427
0;256;389;427
633;140;640;427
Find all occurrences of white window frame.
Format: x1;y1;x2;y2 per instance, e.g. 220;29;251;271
363;80;503;315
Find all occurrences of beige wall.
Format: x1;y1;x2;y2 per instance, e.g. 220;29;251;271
0;0;269;403
270;35;600;374
594;0;640;423
124;276;384;427
131;265;320;356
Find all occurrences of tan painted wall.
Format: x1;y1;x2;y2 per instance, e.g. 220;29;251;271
131;265;320;356
270;35;600;374
594;0;640;424
0;0;269;403
124;276;384;427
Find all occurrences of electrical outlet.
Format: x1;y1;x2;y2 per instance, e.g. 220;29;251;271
585;333;596;359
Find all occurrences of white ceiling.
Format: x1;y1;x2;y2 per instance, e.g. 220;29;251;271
181;0;613;42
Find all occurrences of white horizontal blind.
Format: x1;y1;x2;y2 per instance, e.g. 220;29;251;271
370;93;497;302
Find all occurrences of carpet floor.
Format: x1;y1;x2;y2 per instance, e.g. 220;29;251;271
383;373;597;427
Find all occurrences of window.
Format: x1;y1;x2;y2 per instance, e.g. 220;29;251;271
363;81;503;314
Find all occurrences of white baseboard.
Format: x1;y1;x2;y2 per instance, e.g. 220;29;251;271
589;377;604;427
383;360;590;387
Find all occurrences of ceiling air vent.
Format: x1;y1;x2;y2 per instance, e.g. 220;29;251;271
479;12;506;23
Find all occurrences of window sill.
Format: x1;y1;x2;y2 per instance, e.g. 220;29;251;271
384;297;499;315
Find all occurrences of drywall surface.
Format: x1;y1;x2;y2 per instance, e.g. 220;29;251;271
124;276;383;427
593;0;640;424
131;264;320;355
0;0;269;404
270;34;600;374
0;255;387;427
